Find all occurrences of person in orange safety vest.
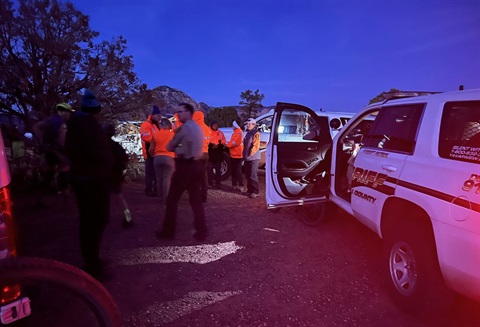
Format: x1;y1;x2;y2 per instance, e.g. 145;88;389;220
208;120;227;189
139;105;161;196
151;118;175;203
227;120;245;192
192;110;211;202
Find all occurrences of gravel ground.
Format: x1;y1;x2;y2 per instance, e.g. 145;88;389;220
14;170;480;327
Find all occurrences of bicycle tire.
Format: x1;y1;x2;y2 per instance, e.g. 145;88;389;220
0;257;122;327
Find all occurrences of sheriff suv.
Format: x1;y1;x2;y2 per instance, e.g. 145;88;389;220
265;89;480;313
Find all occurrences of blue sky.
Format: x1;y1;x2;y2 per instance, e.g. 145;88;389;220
71;0;480;113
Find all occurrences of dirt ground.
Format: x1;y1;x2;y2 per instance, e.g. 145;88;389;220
12;170;480;327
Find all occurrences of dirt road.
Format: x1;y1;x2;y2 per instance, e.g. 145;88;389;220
14;171;480;326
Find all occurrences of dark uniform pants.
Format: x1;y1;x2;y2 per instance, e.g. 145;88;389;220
162;159;207;236
71;178;110;273
199;153;209;201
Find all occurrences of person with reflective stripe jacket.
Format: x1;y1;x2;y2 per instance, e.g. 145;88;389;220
227;120;245;191
208;120;227;189
139;106;161;196
192;110;211;202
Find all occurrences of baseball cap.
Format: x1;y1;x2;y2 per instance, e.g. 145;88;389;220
245;118;256;125
56;103;74;112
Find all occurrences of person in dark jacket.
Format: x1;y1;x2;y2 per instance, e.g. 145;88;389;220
33;103;74;194
243;117;261;198
104;123;133;228
65;89;114;279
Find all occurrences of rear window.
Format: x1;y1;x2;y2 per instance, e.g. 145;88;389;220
439;101;480;163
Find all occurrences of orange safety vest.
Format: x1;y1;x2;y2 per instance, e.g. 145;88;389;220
152;129;175;158
227;127;244;159
139;116;160;159
192;111;211;153
210;128;226;146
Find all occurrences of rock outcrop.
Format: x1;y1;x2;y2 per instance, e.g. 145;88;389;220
150;85;211;115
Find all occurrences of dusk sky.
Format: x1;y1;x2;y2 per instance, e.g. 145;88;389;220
71;0;480;113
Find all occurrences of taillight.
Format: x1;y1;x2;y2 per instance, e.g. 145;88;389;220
0;185;20;304
0;186;16;259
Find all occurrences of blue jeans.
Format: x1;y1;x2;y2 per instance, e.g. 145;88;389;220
154;156;175;201
244;159;259;194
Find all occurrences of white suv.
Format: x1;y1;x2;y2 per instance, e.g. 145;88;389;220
266;89;480;312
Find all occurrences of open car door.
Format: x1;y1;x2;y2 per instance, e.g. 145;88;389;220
266;103;332;209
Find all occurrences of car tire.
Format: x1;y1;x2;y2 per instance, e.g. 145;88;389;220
382;223;453;316
219;152;231;181
299;202;327;226
0;257;122;327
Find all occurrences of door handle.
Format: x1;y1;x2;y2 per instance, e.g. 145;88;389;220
382;165;397;172
307;147;317;151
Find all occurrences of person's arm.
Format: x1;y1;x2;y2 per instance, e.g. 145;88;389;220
166;125;183;152
139;121;153;143
220;130;227;146
250;132;260;156
228;131;239;148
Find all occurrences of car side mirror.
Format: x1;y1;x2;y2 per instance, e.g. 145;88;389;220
330;118;341;130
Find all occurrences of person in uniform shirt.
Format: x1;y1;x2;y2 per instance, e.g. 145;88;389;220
156;103;208;242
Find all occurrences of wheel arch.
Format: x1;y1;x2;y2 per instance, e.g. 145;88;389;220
380;197;436;249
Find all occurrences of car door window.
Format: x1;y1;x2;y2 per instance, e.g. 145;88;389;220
364;104;424;154
257;115;273;133
439;101;480;164
276;110;323;143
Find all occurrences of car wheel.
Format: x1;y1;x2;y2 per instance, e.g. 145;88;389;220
213;152;232;182
299;202;327;226
383;223;453;315
217;152;231;181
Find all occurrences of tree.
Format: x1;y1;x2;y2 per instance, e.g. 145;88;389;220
205;106;239;127
239;89;264;120
369;88;400;104
0;0;152;134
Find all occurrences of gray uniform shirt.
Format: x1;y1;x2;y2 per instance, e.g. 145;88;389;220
167;119;203;160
